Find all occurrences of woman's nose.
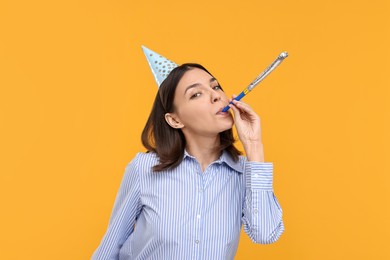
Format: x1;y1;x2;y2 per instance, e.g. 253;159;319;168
211;90;222;103
213;96;221;103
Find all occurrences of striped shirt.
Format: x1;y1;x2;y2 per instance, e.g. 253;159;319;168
92;149;284;260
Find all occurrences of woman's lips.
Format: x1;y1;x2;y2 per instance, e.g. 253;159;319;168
216;105;230;116
216;110;230;116
216;107;224;114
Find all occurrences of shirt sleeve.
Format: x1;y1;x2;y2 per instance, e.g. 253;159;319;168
91;154;142;260
241;161;284;244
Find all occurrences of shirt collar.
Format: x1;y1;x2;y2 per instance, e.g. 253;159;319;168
183;149;243;174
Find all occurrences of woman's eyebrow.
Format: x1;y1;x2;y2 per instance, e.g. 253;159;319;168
184;78;217;96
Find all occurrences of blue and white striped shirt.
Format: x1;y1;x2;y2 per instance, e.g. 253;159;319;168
92;149;284;260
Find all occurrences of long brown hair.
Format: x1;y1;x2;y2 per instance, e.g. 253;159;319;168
141;63;242;172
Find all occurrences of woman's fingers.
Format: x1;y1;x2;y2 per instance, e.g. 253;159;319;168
227;95;262;144
228;95;246;117
232;100;252;115
228;94;237;103
228;94;260;121
228;101;240;115
231;100;260;125
232;99;251;111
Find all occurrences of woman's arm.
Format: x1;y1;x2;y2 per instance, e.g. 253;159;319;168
92;154;142;259
241;160;284;244
228;97;284;243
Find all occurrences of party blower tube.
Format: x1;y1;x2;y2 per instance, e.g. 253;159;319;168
221;51;289;112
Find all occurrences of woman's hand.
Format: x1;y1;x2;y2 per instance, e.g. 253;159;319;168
228;95;264;162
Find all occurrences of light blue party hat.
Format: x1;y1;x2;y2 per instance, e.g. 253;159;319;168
142;45;178;87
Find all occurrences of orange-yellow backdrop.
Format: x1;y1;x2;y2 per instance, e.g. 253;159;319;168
1;0;389;259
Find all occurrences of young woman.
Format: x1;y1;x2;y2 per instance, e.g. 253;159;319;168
92;63;284;260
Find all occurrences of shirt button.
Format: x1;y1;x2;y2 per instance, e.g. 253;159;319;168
195;240;199;244
197;214;201;219
254;209;258;214
199;188;203;193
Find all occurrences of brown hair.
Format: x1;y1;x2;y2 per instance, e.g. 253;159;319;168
141;63;242;172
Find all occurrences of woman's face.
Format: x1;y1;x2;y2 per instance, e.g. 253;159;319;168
165;67;234;137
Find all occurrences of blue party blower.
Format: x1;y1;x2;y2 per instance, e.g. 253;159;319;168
222;52;289;112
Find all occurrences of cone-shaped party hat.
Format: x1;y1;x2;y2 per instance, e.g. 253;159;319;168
142;45;178;87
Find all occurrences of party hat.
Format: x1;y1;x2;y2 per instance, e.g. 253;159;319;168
142;45;178;87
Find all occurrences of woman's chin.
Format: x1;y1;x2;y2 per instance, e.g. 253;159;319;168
218;121;234;132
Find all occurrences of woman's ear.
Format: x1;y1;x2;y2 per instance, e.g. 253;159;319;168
164;113;184;129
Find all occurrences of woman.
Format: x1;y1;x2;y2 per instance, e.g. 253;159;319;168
92;63;284;260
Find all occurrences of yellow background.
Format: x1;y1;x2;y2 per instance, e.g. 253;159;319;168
1;0;389;259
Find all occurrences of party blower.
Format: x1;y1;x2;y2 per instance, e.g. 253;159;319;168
221;52;289;112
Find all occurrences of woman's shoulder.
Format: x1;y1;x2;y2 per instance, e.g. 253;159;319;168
128;151;159;164
124;151;159;172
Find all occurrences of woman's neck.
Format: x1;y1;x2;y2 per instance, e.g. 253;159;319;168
184;134;222;172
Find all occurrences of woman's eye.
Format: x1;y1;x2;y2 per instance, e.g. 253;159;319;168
190;92;201;99
213;85;222;91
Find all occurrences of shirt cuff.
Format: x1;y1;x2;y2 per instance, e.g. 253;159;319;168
245;161;274;191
